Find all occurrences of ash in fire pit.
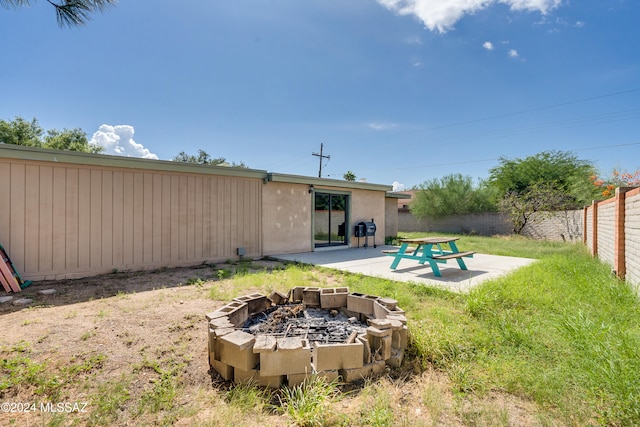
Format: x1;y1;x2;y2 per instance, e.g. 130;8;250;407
206;287;408;388
243;304;367;345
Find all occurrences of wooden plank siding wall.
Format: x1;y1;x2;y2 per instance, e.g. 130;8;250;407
0;159;262;280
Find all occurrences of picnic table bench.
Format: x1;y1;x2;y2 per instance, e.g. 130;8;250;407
383;237;475;277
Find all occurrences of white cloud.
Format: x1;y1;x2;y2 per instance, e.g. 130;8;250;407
508;48;519;57
368;122;397;131
377;0;562;33
574;20;585;28
392;181;406;191
483;41;494;50
90;124;159;160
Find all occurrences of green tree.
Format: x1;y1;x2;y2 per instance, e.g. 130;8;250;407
410;173;496;219
343;171;356;181
172;149;246;168
0;116;43;146
499;183;573;234
489;150;598;234
0;0;116;27
44;128;103;153
0;116;103;154
489;150;597;207
173;149;226;166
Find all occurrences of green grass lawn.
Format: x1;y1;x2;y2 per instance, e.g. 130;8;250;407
233;234;640;425
394;231;580;259
371;233;640;425
3;234;638;426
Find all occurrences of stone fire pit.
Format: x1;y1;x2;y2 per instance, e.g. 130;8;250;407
206;286;408;387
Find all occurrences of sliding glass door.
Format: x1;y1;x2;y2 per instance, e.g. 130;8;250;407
314;192;348;247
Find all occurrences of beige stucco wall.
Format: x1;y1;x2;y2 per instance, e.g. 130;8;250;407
385;198;399;238
0;154;263;280
349;188;386;243
261;183;389;254
261;182;313;255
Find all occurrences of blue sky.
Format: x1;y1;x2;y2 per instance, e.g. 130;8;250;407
1;0;639;190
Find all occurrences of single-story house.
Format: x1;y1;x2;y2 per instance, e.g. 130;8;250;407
0;144;405;280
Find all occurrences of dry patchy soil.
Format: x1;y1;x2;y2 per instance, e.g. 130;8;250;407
1;261;541;426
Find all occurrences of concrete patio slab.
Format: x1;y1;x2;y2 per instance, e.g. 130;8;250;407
273;246;536;293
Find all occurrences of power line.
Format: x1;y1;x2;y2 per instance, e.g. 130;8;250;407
406;108;640;150
344;88;640;145
385;141;640;171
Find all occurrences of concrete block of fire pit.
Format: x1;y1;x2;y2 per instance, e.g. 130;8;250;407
289;286;305;303
386;313;408;325
206;309;232;322
315;370;340;383
378;297;398;311
209;316;234;330
234;367;285;388
388;318;404;329
212;327;234;338
381;336;392;360
208;328;217;362
368;334;392;361
367;318;393;330
287;373;310;387
373;300;405;320
392;325;408;350
387;348;404;368
312;341;364;371
233;293;271;316
211;359;234;381
269;291;288;305
366;326;392;338
302;287;321;307
319;287;349;309
347;293;380;316
210;326;235;361
218;330;259;371
357;335;372;364
338;306;361;319
371;360;386;375
210;301;249;327
339;364;373;383
252;335;277;353
259;337;312;377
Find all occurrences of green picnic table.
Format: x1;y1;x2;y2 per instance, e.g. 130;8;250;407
383;237;475;277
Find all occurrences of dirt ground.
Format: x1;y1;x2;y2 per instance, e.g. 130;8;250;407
0;261;542;426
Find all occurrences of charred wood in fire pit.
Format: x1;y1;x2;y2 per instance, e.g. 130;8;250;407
242;305;368;345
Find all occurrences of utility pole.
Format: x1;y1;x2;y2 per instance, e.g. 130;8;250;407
312;143;330;178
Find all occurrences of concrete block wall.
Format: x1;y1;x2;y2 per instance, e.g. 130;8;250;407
625;189;640;290
596;201;616;267
586;207;594;253
521;210;584;242
585;187;640;290
206;288;409;387
398;211;512;236
398;210;584;241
